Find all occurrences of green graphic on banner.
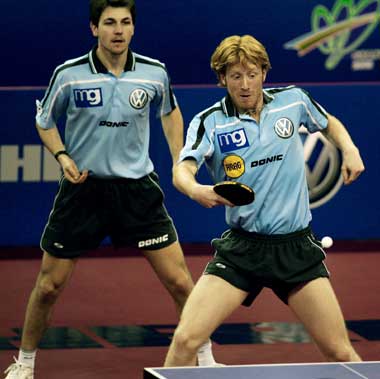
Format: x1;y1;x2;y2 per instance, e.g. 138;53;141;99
284;0;380;69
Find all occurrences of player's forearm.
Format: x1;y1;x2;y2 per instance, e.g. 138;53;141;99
322;114;364;184
322;115;359;154
166;130;183;165
161;108;184;165
35;124;65;156
173;161;200;198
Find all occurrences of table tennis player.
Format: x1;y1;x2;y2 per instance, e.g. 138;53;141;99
164;34;364;366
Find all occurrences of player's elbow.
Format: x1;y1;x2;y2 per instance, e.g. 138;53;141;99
172;167;182;191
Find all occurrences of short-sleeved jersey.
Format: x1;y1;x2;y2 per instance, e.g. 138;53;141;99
36;47;178;179
179;86;329;234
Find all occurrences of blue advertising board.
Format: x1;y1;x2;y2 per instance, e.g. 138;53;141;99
1;0;380;86
0;84;379;246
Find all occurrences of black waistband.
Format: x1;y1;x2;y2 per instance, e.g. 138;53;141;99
231;226;312;242
86;173;152;183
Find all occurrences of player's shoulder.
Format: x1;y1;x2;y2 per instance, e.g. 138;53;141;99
194;101;224;124
265;85;309;102
50;53;90;82
265;85;302;96
133;52;167;71
46;54;90;84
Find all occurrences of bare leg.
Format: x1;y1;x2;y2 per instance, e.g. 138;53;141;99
21;252;76;350
164;274;248;366
288;277;361;362
144;242;219;365
143;241;194;315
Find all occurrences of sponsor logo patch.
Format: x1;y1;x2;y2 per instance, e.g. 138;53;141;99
74;88;103;108
129;88;149;109
99;121;129;128
217;128;249;153
274;118;294;138
223;155;245;178
138;234;169;248
251;154;283;168
36;100;43;117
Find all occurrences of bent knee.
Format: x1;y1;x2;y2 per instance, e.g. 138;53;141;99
163;272;193;296
172;328;204;353
35;276;64;303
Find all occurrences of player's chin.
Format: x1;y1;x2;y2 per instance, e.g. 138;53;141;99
237;99;254;110
109;44;128;54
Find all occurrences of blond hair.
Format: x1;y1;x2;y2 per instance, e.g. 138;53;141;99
210;35;271;82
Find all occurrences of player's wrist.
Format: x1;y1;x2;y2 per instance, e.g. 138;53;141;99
54;150;70;161
187;182;203;200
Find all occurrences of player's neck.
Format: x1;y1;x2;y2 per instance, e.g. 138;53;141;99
240;97;264;121
96;47;128;77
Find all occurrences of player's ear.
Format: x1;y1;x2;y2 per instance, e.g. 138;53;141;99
219;74;227;87
262;69;267;83
90;22;98;37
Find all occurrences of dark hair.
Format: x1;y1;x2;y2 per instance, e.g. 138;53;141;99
90;0;136;26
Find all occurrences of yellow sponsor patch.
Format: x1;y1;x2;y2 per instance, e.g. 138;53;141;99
223;155;245;178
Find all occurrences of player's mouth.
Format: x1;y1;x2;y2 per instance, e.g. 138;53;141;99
240;94;252;101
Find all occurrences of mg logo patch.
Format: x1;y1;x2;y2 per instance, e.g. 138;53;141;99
129;88;149;109
217;128;249;153
274;118;294;138
73;88;103;108
300;126;343;209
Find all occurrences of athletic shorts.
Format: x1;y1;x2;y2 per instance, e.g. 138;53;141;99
204;226;329;306
41;172;178;259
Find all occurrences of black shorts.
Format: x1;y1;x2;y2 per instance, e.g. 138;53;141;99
204;226;329;306
41;172;178;259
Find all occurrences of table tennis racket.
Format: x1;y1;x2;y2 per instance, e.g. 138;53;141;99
213;181;255;206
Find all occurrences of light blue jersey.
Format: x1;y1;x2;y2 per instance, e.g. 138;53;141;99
36;47;178;179
179;86;329;234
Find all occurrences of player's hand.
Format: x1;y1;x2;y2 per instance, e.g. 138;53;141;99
341;147;365;185
58;155;89;184
188;184;234;208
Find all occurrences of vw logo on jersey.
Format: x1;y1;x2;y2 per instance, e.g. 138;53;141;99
300;126;343;209
274;118;294;139
129;88;149;109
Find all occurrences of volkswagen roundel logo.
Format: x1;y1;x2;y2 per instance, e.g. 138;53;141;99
300;126;343;209
274;118;294;138
129;88;149;109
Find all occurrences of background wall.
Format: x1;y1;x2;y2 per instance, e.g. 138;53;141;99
1;0;379;246
2;0;380;86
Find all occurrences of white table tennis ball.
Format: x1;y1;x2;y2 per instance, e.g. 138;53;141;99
321;236;333;248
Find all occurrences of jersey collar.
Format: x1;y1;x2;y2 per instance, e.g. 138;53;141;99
88;46;136;74
221;89;274;118
221;94;238;118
